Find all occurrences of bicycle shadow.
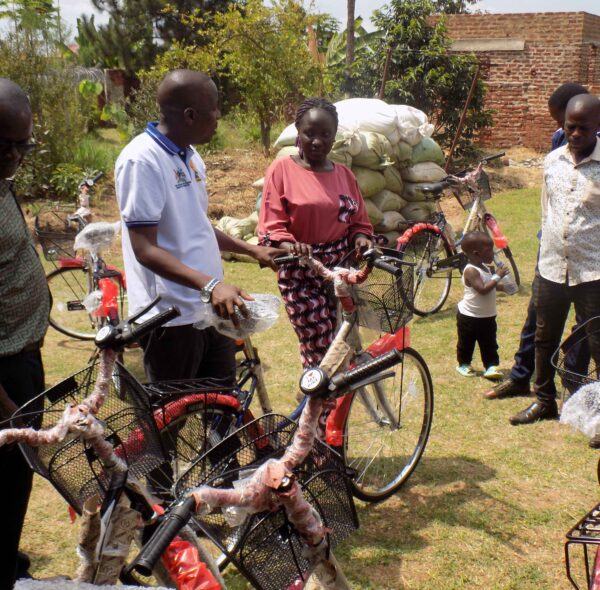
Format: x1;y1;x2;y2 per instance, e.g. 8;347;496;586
343;455;520;588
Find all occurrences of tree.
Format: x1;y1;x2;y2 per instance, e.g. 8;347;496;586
345;0;491;159
344;0;355;98
209;0;322;153
0;0;87;196
76;1;158;73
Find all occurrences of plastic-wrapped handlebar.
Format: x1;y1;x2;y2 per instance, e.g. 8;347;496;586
329;348;403;395
126;495;196;577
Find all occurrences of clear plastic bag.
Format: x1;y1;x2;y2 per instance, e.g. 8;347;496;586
560;381;600;438
193;293;280;339
74;221;121;256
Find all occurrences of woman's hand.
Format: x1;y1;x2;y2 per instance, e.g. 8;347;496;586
353;234;372;256
280;241;313;258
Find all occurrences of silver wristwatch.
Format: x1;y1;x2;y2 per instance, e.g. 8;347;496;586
200;278;221;303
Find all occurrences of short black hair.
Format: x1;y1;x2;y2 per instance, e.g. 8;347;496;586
548;83;589;110
294;97;338;130
461;231;492;255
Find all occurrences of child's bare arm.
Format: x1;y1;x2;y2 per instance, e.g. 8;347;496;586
464;266;508;295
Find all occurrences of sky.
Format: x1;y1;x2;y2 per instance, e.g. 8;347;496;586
59;0;600;35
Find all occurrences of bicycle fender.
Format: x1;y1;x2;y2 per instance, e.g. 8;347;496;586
484;213;508;249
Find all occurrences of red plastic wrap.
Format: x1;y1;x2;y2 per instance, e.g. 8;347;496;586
161;538;222;590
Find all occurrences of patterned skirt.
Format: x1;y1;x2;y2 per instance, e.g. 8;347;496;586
277;235;350;368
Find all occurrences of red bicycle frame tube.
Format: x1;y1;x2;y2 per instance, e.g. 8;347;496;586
483;213;509;249
325;327;411;447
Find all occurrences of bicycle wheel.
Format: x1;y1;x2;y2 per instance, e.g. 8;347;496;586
149;403;240;500
47;266;98;340
344;347;434;502
494;245;520;287
399;228;453;316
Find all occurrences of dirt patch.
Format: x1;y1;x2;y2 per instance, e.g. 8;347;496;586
205;148;270;219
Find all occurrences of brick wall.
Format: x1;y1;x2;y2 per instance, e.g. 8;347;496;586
441;12;600;150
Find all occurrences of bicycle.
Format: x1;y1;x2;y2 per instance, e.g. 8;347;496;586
553;317;600;589
34;172;128;341
394;152;520;316
126;248;431;589
2;298;228;588
146;248;434;504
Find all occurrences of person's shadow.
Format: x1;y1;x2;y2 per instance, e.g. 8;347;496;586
338;455;520;589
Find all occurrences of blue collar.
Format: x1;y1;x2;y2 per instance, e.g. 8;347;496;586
145;122;189;160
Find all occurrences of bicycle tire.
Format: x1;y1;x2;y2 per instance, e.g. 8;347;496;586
494;245;520;287
398;228;453;316
343;347;434;502
47;266;98;340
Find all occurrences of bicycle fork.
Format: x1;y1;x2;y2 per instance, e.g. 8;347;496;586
325;327;411;447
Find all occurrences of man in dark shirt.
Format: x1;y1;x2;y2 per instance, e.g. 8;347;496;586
0;78;49;588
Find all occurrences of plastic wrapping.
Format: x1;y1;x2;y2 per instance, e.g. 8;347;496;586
193;293;280;339
560;382;600;438
74;221;121;256
161;538;221;590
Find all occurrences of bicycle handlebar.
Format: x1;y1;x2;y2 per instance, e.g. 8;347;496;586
95;296;180;350
79;171;104;189
126;495;196;577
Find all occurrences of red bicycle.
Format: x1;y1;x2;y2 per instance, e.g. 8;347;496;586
34;172;127;340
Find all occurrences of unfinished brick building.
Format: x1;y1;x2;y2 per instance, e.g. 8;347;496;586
442;12;600;150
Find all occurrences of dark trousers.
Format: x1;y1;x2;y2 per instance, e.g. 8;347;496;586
534;275;600;403
456;311;499;368
0;350;44;589
139;324;236;385
509;271;590;384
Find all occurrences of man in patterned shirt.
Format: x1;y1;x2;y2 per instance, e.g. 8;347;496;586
0;79;49;586
511;94;600;425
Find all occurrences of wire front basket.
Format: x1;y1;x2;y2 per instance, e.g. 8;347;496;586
12;362;165;514
175;414;358;590
343;248;414;333
552;316;600;395
454;169;492;210
34;205;79;261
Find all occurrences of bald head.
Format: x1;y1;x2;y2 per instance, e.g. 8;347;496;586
566;93;600;120
156;70;219;146
0;78;33;179
564;94;600;160
158;70;215;115
0;78;31;126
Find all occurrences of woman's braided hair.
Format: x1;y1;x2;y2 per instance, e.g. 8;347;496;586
294;97;338;131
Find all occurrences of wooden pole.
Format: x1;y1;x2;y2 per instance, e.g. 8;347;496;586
378;45;393;100
445;63;480;172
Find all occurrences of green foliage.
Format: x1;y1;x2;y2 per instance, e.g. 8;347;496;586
78;79;103;131
337;0;492;160
49;163;87;200
72;134;122;172
0;1;88;196
209;0;323;153
101;102;133;141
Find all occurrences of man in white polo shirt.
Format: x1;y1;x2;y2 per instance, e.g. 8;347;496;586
116;70;283;383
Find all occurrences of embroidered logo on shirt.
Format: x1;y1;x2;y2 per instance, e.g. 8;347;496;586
338;194;358;223
174;166;191;189
189;160;202;183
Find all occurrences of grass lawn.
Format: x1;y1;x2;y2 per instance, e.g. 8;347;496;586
22;186;597;589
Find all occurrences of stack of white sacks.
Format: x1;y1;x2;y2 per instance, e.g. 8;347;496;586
270;98;447;244
216;98;447;259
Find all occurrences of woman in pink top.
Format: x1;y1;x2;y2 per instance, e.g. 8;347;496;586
258;98;373;367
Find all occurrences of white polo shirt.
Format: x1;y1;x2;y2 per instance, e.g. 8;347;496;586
115;123;222;325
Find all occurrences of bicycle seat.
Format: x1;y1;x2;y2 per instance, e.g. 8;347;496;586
420;181;449;196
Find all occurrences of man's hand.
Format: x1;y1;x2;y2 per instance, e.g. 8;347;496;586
248;244;288;270
210;282;253;327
